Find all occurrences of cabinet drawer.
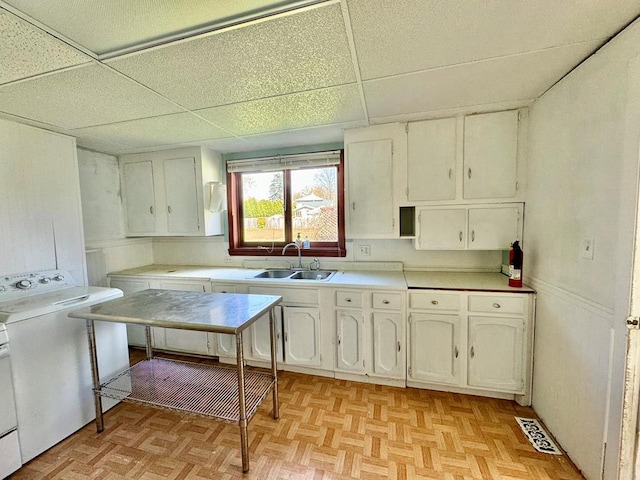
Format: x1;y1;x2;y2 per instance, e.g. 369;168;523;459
372;292;402;310
468;294;525;315
249;286;318;305
336;291;363;308
409;291;460;312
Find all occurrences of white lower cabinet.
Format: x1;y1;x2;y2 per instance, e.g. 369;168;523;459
283;306;321;366
334;289;406;385
108;278;152;347
408;289;533;405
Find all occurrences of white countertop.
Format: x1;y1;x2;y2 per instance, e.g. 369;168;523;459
404;271;534;293
108;265;534;293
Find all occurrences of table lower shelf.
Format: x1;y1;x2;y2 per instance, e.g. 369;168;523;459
98;357;274;423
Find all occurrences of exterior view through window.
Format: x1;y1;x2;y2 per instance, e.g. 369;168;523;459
227;151;345;257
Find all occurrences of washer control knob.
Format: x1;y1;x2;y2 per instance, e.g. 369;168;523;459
0;286;6;292
53;274;64;282
40;277;51;284
16;279;32;289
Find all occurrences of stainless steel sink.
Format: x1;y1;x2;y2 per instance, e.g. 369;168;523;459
289;270;335;280
252;269;336;281
252;269;296;278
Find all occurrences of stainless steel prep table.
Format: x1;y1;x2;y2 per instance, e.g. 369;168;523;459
69;289;282;473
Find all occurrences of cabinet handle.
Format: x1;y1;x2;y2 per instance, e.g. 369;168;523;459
352;202;356;210
167;205;172;214
382;300;390;304
345;298;352;303
459;231;463;242
284;332;288;342
493;303;501;309
468;167;472;179
470;346;475;358
454;346;458;358
431;300;438;305
397;341;401;352
338;337;341;345
149;206;154;214
471;230;475;242
448;168;453;179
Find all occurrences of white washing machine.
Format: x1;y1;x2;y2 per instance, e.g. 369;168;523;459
0;269;128;467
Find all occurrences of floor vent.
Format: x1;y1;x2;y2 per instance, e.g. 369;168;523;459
515;417;562;455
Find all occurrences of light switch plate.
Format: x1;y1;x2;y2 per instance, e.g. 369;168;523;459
580;237;595;260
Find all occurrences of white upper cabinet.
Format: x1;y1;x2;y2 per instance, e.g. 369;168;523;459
346;139;395;238
119;147;224;237
405;109;523;205
407;117;457;202
463;110;519;199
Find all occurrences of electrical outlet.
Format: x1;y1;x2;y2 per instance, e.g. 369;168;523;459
224;256;232;263
580;237;595;260
358;245;371;257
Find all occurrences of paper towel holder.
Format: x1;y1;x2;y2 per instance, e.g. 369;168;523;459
208;182;227;212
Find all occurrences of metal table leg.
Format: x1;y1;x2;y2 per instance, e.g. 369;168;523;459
86;319;104;433
235;331;249;473
269;308;279;419
145;325;153;359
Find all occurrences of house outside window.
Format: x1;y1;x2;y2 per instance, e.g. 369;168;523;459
226;150;346;257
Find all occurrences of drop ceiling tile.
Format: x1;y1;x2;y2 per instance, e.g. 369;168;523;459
69;112;231;148
0;63;183;129
347;0;640;80
196;85;364;136
363;41;602;120
106;3;356;109
3;0;296;55
0;8;91;85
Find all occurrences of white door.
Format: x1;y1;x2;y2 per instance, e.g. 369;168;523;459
407;118;457;201
463;110;518;199
372;312;404;378
159;281;210;355
467;316;524;392
336;309;364;372
416;208;466;250
249;310;283;363
409;313;461;385
109;279;151;347
122;161;156;234
283;306;321;366
467;205;521;250
164;157;199;234
347;139;395;237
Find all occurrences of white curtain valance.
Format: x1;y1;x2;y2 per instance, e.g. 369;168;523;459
226;151;340;173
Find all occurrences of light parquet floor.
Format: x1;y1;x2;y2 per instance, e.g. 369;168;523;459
11;351;584;480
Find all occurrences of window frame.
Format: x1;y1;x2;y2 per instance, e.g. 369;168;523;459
227;151;346;258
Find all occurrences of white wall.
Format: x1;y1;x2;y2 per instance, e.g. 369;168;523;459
525;18;640;479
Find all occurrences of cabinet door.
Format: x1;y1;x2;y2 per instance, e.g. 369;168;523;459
164;157;199;234
122;161;156;234
347;139;395;237
463;111;518;199
158;281;211;355
407;118;457;201
109;279;151;347
283;306;321;366
249;310;284;363
372;312;404;378
468;205;521;250
409;313;461;385
217;334;237;358
468;316;524;392
416;208;466;250
336;309;364;372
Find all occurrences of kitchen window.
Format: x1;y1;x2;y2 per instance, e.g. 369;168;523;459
226;150;346;257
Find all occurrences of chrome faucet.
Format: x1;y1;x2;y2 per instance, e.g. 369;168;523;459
282;242;303;269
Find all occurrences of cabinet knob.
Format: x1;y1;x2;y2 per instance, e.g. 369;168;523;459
397;341;401;352
454;346;458;358
468;167;472;179
470;346;475;358
149;206;154;214
352;202;356;210
493;303;501;309
459;231;463;242
448;168;453;179
471;230;475;242
431;300;438;305
167;205;172;214
345;298;352;303
382;299;390;304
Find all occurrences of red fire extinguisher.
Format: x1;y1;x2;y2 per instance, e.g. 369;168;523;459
509;241;523;288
